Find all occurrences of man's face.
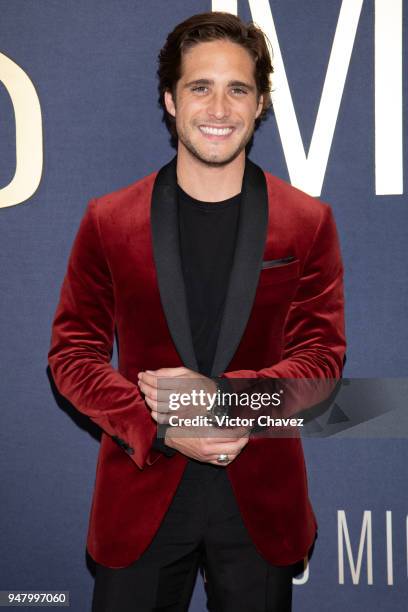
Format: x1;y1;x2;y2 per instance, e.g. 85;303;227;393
164;39;264;166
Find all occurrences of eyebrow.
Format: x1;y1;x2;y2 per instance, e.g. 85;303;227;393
184;79;255;91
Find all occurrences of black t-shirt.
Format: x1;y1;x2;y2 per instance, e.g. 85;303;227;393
152;185;241;457
177;184;241;377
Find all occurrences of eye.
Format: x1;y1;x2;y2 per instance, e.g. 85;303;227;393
191;86;208;94
231;87;248;95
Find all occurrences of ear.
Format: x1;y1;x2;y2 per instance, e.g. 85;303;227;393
255;94;264;120
164;90;176;118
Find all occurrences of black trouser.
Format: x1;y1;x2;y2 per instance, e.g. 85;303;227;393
92;460;299;611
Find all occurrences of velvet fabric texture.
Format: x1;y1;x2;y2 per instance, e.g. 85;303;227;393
48;157;346;568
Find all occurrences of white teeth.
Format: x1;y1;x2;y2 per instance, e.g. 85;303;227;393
199;126;233;136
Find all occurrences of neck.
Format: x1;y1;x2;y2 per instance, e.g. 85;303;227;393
176;146;245;202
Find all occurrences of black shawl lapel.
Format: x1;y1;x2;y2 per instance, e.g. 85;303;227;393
150;156;268;377
210;158;269;376
150;156;198;371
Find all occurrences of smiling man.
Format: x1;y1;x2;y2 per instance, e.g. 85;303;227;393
48;11;346;612
165;39;262;169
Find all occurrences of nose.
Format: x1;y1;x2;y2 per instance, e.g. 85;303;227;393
207;90;230;120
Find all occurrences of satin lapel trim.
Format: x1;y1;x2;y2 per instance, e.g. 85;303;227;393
150;157;198;371
210;158;269;377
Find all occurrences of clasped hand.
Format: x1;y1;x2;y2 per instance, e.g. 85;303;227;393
137;367;249;466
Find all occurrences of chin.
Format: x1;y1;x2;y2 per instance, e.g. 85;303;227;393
194;145;245;167
179;131;248;167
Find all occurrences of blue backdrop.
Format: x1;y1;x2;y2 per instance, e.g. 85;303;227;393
0;1;407;610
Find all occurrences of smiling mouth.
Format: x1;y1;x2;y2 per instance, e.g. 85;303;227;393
198;125;234;137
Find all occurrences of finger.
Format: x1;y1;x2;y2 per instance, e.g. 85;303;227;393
154;399;175;414
208;439;249;464
139;381;174;405
205;430;249;443
153;376;204;394
157;377;203;391
150;410;169;425
209;452;238;466
144;395;157;412
145;367;189;378
138;381;156;401
138;371;158;388
139;371;193;394
205;440;247;456
145;386;179;406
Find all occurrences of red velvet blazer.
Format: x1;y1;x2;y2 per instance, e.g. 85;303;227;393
48;157;346;568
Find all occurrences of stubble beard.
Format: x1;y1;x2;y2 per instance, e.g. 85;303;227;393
177;123;255;168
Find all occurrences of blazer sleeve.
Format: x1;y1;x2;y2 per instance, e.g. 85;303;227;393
219;204;346;415
48;198;162;469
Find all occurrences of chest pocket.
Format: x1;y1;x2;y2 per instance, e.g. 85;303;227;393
258;258;300;287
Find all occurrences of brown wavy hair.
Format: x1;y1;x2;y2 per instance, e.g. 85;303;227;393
157;12;273;142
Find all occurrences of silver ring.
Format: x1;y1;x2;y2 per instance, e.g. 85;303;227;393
216;453;230;464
